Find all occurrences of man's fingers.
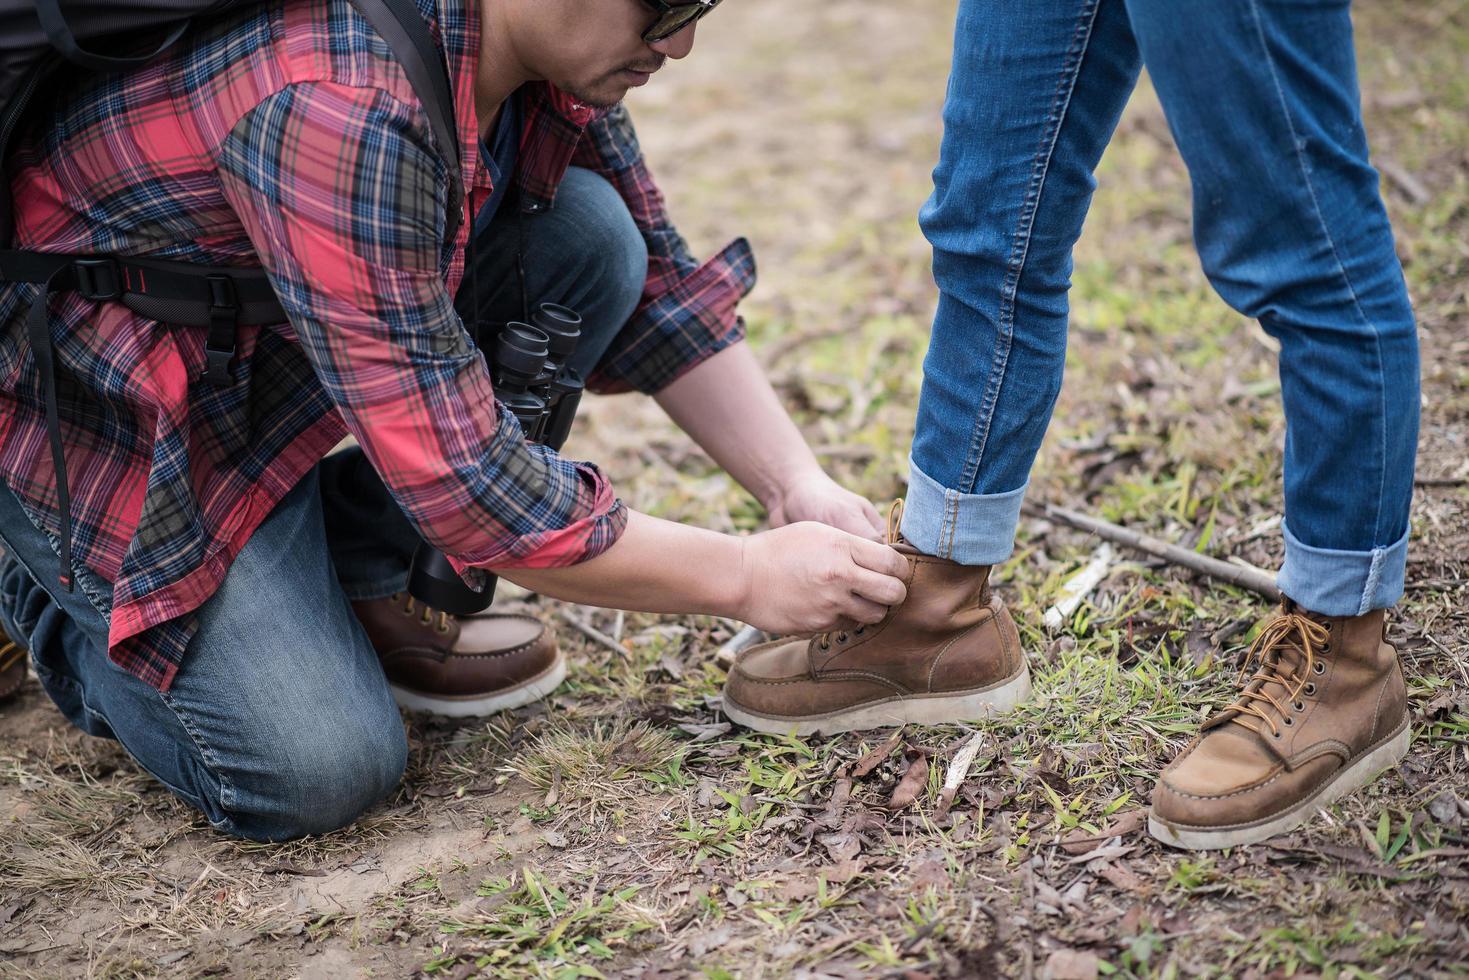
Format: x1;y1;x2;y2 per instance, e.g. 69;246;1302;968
842;594;890;625
862;499;884;537
850;537;910;579
848;565;906;608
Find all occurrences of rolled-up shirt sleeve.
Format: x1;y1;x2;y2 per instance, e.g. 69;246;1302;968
569;104;756;395
216;81;626;571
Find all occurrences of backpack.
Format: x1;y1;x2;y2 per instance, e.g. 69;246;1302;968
0;0;465;590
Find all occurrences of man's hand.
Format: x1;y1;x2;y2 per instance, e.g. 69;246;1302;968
767;471;885;541
736;522;908;635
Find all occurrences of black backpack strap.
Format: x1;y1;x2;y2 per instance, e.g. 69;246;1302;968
23;262;76;590
349;0;463;248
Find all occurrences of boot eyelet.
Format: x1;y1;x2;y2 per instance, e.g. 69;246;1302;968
1272;730;1282;739
1313;662;1326;674
837;632;848;643
1304;683;1316;696
855;626;866;636
1283;717;1294;727
1293;700;1305;711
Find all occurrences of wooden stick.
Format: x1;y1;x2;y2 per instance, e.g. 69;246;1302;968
1045;505;1280;602
715;623;767;667
558;608;630;659
1043;543;1116;630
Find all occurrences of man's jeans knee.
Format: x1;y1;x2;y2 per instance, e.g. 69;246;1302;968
0;471;407;841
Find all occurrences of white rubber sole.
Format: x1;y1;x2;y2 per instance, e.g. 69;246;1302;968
1148;721;1412;851
389;653;567;718
722;665;1032;736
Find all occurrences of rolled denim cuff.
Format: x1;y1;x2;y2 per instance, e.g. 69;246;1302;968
900;456;1026;565
1276;520;1409;616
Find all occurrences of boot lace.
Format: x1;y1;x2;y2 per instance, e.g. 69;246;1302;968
0;639;23;673
816;500;904;653
1225;606;1331;739
391;591;454;635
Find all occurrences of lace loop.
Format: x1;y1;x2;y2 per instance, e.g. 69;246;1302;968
1224;609;1331;741
390;592;454;635
815;499;904;654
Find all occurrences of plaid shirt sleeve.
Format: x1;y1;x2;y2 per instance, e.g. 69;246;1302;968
215;81;626;571
570;104;757;395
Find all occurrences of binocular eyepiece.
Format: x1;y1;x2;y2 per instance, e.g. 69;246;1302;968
407;302;588;615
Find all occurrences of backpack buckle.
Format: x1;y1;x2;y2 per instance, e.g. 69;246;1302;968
73;258;120;301
202;274;238;387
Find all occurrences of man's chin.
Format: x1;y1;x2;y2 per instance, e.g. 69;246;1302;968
560;78;633;110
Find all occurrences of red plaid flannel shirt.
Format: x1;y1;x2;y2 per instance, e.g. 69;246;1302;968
0;0;755;689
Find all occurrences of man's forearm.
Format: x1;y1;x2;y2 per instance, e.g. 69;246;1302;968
653;340;823;511
498;510;746;617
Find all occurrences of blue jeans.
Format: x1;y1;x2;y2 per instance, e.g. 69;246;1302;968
902;0;1419;616
0;166;647;840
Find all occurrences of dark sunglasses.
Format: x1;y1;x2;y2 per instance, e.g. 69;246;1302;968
640;0;723;43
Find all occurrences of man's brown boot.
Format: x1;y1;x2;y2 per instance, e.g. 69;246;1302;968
352;593;564;718
0;627;26;704
1149;601;1410;850
722;505;1031;736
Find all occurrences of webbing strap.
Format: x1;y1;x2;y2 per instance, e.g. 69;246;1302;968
24;267;75;591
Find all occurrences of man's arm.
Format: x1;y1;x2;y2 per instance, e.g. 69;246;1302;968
570;104;882;537
654;341;885;539
215;82;904;631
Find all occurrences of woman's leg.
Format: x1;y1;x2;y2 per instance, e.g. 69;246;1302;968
902;0;1142;562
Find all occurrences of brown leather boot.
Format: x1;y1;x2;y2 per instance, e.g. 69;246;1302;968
722;506;1030;736
1149;601;1410;850
351;593;564;718
0;628;26;704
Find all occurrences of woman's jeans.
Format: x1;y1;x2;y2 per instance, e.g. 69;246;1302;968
902;0;1420;617
0;167;648;841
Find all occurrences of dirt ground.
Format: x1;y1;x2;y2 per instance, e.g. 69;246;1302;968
3;0;1468;977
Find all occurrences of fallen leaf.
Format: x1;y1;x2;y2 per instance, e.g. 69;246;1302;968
1428;791;1462;825
819;831;862;863
1422;690;1459;719
822;858;866;883
1096;861;1147;894
1059;809;1148;855
910;857;949;893
887;752;929;811
1043;948;1099;980
852;728;905;778
677;721;732;742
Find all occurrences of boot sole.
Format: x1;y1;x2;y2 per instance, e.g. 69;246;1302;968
1147;718;1411;851
389;652;567;718
722;662;1032;736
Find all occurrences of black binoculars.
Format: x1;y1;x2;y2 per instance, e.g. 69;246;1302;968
406;302;586;614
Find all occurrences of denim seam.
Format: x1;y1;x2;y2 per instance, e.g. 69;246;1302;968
959;0;1101;494
1244;0;1392;547
943;490;959;560
158;688;238;820
1361;547;1386;616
